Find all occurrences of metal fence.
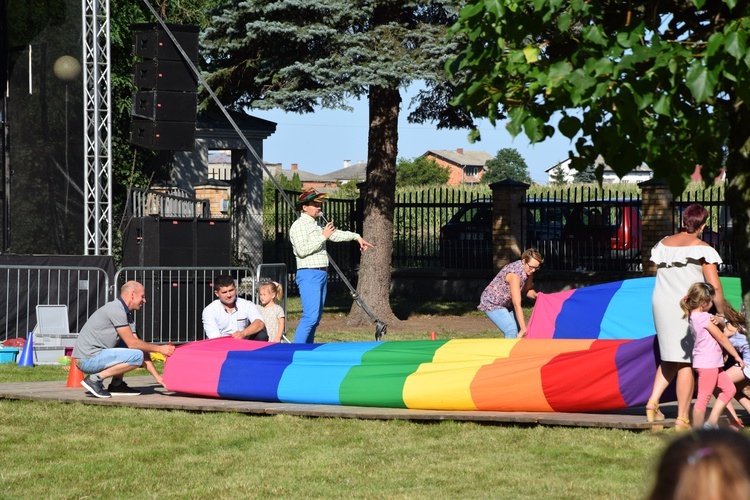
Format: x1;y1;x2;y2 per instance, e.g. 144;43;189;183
263;190;359;294
264;185;735;274
114;267;254;344
128;187;211;219
394;189;490;268
0;265;109;341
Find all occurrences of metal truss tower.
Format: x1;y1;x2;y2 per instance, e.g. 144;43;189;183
82;0;112;255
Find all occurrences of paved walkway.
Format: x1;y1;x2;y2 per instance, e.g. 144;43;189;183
0;376;678;431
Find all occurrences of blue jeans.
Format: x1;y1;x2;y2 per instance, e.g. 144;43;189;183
484;307;519;339
78;348;144;375
294;268;328;343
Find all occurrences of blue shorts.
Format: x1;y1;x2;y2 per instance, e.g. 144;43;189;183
78;348;144;374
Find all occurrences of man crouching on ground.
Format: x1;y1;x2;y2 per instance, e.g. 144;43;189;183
72;280;175;398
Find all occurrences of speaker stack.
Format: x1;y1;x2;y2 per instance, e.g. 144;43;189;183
122;217;231;267
129;23;199;151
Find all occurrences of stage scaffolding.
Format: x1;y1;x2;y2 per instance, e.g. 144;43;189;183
82;0;112;256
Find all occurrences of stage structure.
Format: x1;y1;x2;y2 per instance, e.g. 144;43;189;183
83;0;112;256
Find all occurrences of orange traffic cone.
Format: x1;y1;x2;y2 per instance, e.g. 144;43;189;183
66;357;85;388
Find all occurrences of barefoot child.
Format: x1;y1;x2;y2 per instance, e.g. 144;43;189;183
681;282;745;428
258;281;285;343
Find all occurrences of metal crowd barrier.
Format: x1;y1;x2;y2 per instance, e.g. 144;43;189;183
114;267;255;344
0;264;289;346
0;265;110;341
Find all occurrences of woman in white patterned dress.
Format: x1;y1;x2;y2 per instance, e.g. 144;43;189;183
645;203;725;429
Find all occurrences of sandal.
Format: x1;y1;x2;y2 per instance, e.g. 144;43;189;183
646;400;665;422
674;417;690;431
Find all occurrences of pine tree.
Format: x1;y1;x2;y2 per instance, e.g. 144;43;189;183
201;1;472;325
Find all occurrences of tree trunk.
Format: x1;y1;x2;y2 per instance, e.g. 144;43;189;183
726;103;750;313
346;85;401;327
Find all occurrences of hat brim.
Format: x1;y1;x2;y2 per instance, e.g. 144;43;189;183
295;193;328;209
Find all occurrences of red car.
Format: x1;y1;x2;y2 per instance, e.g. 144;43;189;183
561;200;642;271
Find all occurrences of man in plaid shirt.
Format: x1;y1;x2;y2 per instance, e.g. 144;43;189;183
290;189;374;343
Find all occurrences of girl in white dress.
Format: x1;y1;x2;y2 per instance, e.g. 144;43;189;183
258;281;286;343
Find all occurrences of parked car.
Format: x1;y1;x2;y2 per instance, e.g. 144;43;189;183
439;199;569;269
438;201;493;269
439;198;719;271
561;200;642;270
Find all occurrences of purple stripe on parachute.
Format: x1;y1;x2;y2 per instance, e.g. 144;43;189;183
615;336;660;407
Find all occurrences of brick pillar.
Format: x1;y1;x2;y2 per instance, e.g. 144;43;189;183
490;179;529;269
639;178;673;276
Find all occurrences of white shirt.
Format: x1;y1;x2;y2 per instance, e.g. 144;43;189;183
202;297;264;339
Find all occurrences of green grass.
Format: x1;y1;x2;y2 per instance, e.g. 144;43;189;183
0;300;682;498
0;394;669;498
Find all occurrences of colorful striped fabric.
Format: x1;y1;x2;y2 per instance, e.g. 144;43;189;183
163;335;659;412
526;276;741;340
163;277;739;412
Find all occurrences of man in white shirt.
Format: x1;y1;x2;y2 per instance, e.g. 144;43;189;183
202;275;267;340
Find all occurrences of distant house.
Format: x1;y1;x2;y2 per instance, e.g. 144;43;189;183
324;160;367;186
207;150;232;181
265;163;332;190
423;149;493;185
545;156;653;184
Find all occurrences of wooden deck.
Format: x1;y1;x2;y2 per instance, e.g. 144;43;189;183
0;376;677;431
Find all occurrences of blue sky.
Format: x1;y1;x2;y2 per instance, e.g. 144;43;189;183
248;85;576;184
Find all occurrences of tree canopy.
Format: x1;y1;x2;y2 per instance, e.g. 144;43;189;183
201;0;472;325
446;0;750;307
481;148;531;184
396;156;450;187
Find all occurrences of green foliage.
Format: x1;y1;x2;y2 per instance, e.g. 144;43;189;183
482;148;532;184
263;173;303;208
396;156;451;187
330;180;360;199
549;165;567;185
574;165;598;184
446;1;750;194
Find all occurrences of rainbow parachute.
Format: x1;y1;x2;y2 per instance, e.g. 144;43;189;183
163;336;659;412
163;277;740;412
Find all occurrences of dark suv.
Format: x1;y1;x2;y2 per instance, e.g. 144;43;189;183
439;199;569;269
439;201;493;269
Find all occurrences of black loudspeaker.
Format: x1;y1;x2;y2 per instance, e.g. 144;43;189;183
132;61;198;91
196;219;231;266
132;23;200;61
130;23;199;151
132;91;198;121
123;217;231;267
129;120;196;151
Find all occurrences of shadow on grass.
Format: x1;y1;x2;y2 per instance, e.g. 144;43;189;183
322;290;481;320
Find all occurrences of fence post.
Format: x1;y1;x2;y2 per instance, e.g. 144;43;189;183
490;179;530;269
640;178;673;276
